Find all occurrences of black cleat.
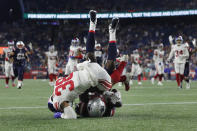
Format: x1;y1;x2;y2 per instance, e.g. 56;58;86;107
89;10;97;23
111;18;119;29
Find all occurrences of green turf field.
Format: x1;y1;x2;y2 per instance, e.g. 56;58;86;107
0;79;197;131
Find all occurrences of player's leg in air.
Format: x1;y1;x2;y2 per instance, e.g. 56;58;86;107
104;18;130;91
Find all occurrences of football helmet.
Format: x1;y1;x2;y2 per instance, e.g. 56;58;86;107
49;45;55;53
95;43;101;51
8;41;14;49
48;95;58;113
16;41;25;49
71;38;80;46
175;36;183;45
159;43;163;50
87;97;106;117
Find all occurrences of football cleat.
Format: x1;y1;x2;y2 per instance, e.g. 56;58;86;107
129;80;133;85
157;81;163;86
151;78;155;85
186;81;190;89
5;85;9;88
111;18;119;29
89;10;97;23
138;82;142;85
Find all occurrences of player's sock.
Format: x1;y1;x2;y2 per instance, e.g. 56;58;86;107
108;18;118;61
185;78;189;83
180;75;184;83
86;10;97;53
53;74;57;81
5;77;9;85
49;74;53;82
154;73;159;80
11;76;16;86
110;62;127;84
138;75;141;82
61;106;77;119
159;74;163;81
176;73;180;86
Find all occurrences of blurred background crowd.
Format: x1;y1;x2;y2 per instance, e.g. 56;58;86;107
0;0;197;79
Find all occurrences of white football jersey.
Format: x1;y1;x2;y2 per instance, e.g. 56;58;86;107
95;50;102;57
153;49;164;63
168;44;189;63
3;48;13;63
69;45;81;57
131;54;140;64
45;51;58;65
53;61;112;107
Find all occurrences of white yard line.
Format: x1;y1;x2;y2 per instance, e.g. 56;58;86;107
124;102;197;106
0;102;197;110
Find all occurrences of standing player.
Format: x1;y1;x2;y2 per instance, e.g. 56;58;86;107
65;38;83;77
45;45;58;86
3;41;15;88
183;39;197;89
129;50;142;85
151;43;165;86
10;41;29;89
94;43;102;66
167;36;189;89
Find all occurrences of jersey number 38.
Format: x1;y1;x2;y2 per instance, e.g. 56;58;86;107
55;73;74;96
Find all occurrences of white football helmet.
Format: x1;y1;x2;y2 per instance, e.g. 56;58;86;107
49;45;55;53
95;43;101;51
87;97;106;117
71;38;80;46
16;41;25;49
159;43;164;50
8;41;14;49
175;36;183;45
133;49;138;54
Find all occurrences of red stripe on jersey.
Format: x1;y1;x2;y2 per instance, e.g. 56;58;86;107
109;41;116;43
54;102;59;110
89;30;95;33
99;79;112;90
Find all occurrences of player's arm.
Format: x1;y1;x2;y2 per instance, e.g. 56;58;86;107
169;35;174;46
191;38;197;54
167;48;174;61
44;53;48;66
153;50;157;61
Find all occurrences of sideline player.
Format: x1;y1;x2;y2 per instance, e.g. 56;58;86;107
10;41;29;89
94;43;102;66
45;45;58;86
151;43;165;86
3;41;15;88
129;49;142;85
183;39;197;89
65;38;83;77
167;36;189;89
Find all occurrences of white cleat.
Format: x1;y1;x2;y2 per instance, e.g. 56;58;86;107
138;82;142;85
118;82;122;87
186;81;190;89
129;80;133;85
157;81;163;86
5;84;9;88
17;81;23;89
151;78;155;85
49;82;54;86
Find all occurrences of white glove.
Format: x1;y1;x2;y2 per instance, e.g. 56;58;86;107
120;55;129;62
28;42;33;50
169;35;174;44
192;39;196;47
